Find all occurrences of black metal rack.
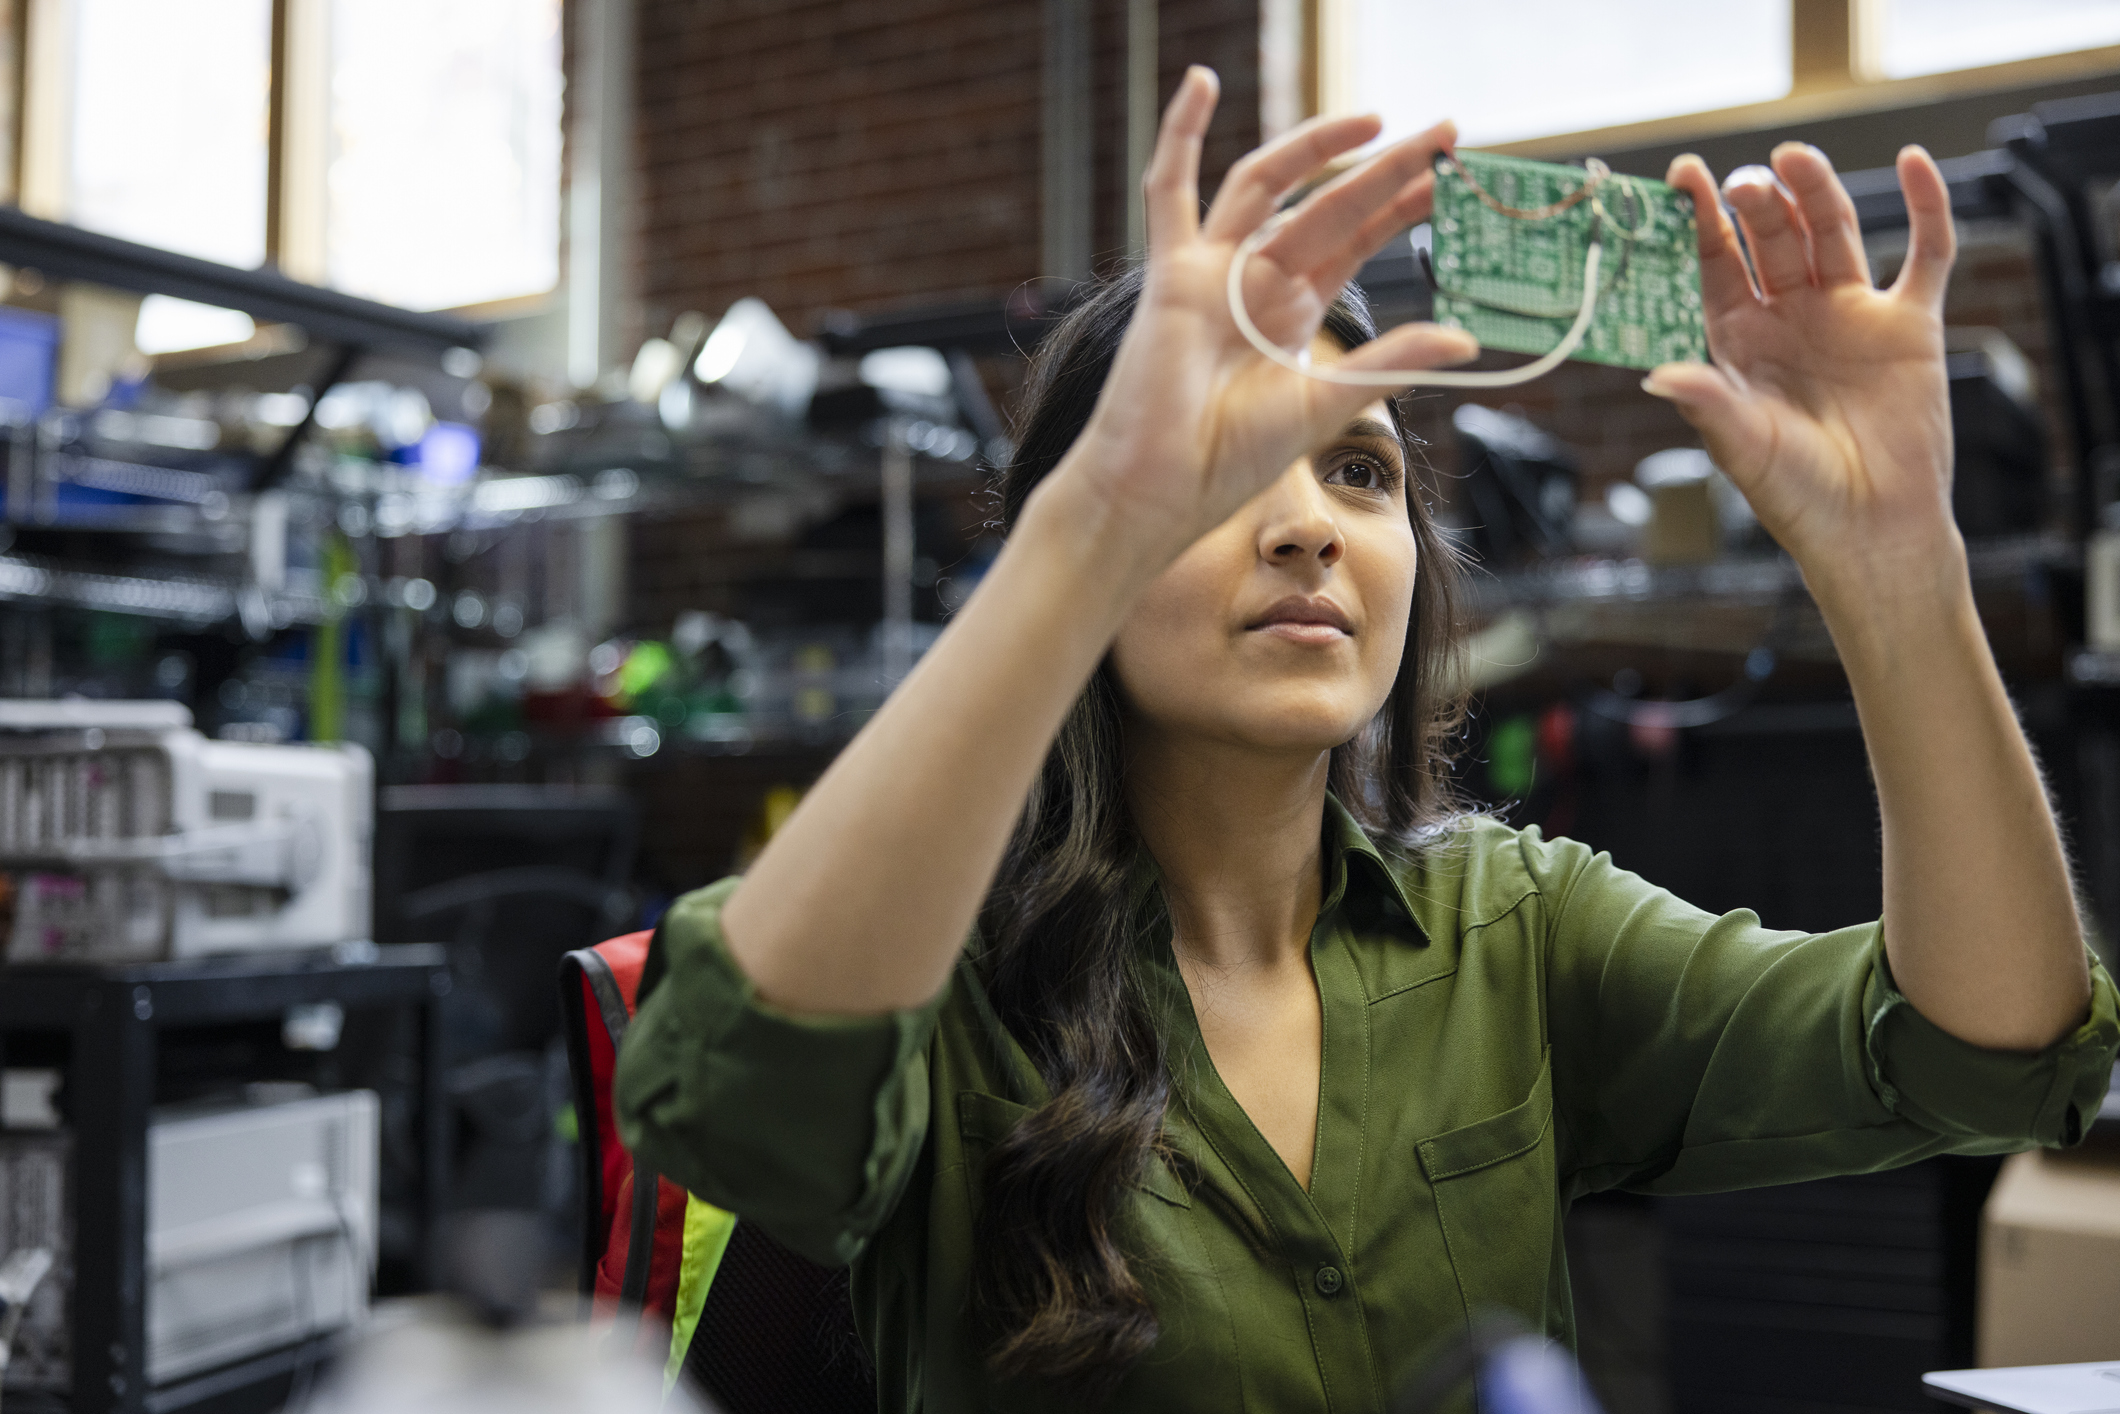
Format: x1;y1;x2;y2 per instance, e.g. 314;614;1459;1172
0;209;493;644
0;208;483;358
0;946;449;1414
0;207;489;492
1994;94;2120;534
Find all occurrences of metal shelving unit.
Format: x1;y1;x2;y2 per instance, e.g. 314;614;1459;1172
0;214;486;644
0;946;450;1414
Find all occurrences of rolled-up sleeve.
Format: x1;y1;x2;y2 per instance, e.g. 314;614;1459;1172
1862;941;2119;1147
613;878;944;1267
1529;829;2120;1197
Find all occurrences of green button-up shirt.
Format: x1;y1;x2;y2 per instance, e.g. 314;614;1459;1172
615;804;2120;1413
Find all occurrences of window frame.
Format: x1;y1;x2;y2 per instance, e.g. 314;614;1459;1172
8;0;563;314
1309;0;2120;158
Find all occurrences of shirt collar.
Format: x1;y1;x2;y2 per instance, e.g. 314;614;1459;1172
1321;793;1425;938
1125;794;1425;941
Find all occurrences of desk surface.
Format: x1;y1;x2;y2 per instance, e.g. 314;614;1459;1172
1925;1362;2120;1413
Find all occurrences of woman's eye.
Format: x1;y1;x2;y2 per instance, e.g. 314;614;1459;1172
1326;458;1396;492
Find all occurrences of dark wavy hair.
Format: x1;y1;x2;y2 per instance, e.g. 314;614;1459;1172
967;266;1469;1402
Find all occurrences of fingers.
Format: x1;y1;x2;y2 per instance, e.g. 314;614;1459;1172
1639;361;1773;489
1667;154;1757;321
1199;111;1389;246
1143;67;1220;249
1256;123;1454;277
1302;322;1481;427
1769;142;1870;289
1722;164;1813;298
1308;171;1436;294
1892;144;1957;308
1334;321;1479;377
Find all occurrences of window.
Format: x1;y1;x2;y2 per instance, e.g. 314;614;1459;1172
1318;0;2120;151
23;0;562;323
323;0;563;311
1876;0;2120;80
1336;0;1790;148
66;0;271;267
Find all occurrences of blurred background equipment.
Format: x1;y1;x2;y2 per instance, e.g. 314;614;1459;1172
0;701;371;962
374;784;634;1056
1631;448;1740;567
0;1149;63;1396
0;1243;57;1388
1448;404;1580;565
1946;329;2049;538
141;1090;377;1385
0;950;446;1414
374;785;635;1230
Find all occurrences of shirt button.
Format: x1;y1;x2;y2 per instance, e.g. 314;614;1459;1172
1314;1264;1343;1296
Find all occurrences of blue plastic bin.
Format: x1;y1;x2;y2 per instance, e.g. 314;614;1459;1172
0;304;58;419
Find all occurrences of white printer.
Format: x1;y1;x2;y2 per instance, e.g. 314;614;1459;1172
1;1089;380;1395
147;1090;379;1384
0;700;371;961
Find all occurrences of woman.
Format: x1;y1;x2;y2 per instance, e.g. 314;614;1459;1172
616;69;2119;1411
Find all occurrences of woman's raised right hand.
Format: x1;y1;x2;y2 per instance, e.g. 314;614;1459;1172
1044;67;1478;567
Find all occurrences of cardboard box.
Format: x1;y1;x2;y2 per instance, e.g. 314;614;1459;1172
1979;1147;2120;1367
1643;479;1719;566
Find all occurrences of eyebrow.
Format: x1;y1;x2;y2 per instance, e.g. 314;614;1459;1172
1338;417;1403;452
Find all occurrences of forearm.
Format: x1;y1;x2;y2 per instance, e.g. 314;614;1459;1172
720;466;1159;1015
1811;536;2090;1051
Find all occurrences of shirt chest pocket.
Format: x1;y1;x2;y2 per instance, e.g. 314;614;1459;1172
1416;1055;1561;1330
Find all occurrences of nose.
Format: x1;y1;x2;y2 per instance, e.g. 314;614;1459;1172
1255;461;1343;569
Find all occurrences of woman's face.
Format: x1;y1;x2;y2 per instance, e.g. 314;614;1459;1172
1109;337;1417;758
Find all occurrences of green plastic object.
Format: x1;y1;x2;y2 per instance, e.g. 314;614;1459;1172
1430;150;1709;372
1485;713;1537;799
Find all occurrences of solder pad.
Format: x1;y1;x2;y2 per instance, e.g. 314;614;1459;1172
1430;150;1708;371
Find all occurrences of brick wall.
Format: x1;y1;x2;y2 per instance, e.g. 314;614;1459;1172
632;0;1263;339
1161;0;1263;197
1060;0;1273;283
633;0;1048;340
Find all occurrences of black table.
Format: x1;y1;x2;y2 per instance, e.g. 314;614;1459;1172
0;945;449;1414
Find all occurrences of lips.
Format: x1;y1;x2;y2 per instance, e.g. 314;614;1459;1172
1246;595;1355;644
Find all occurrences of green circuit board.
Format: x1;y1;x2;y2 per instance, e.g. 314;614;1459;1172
1430;150;1708;371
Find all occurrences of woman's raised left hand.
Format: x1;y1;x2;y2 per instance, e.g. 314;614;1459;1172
1648;145;1960;593
1656;146;2095;1055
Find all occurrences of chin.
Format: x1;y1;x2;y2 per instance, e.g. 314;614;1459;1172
1192;684;1378;755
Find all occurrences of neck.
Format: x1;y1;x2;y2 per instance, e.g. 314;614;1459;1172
1125;724;1331;973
